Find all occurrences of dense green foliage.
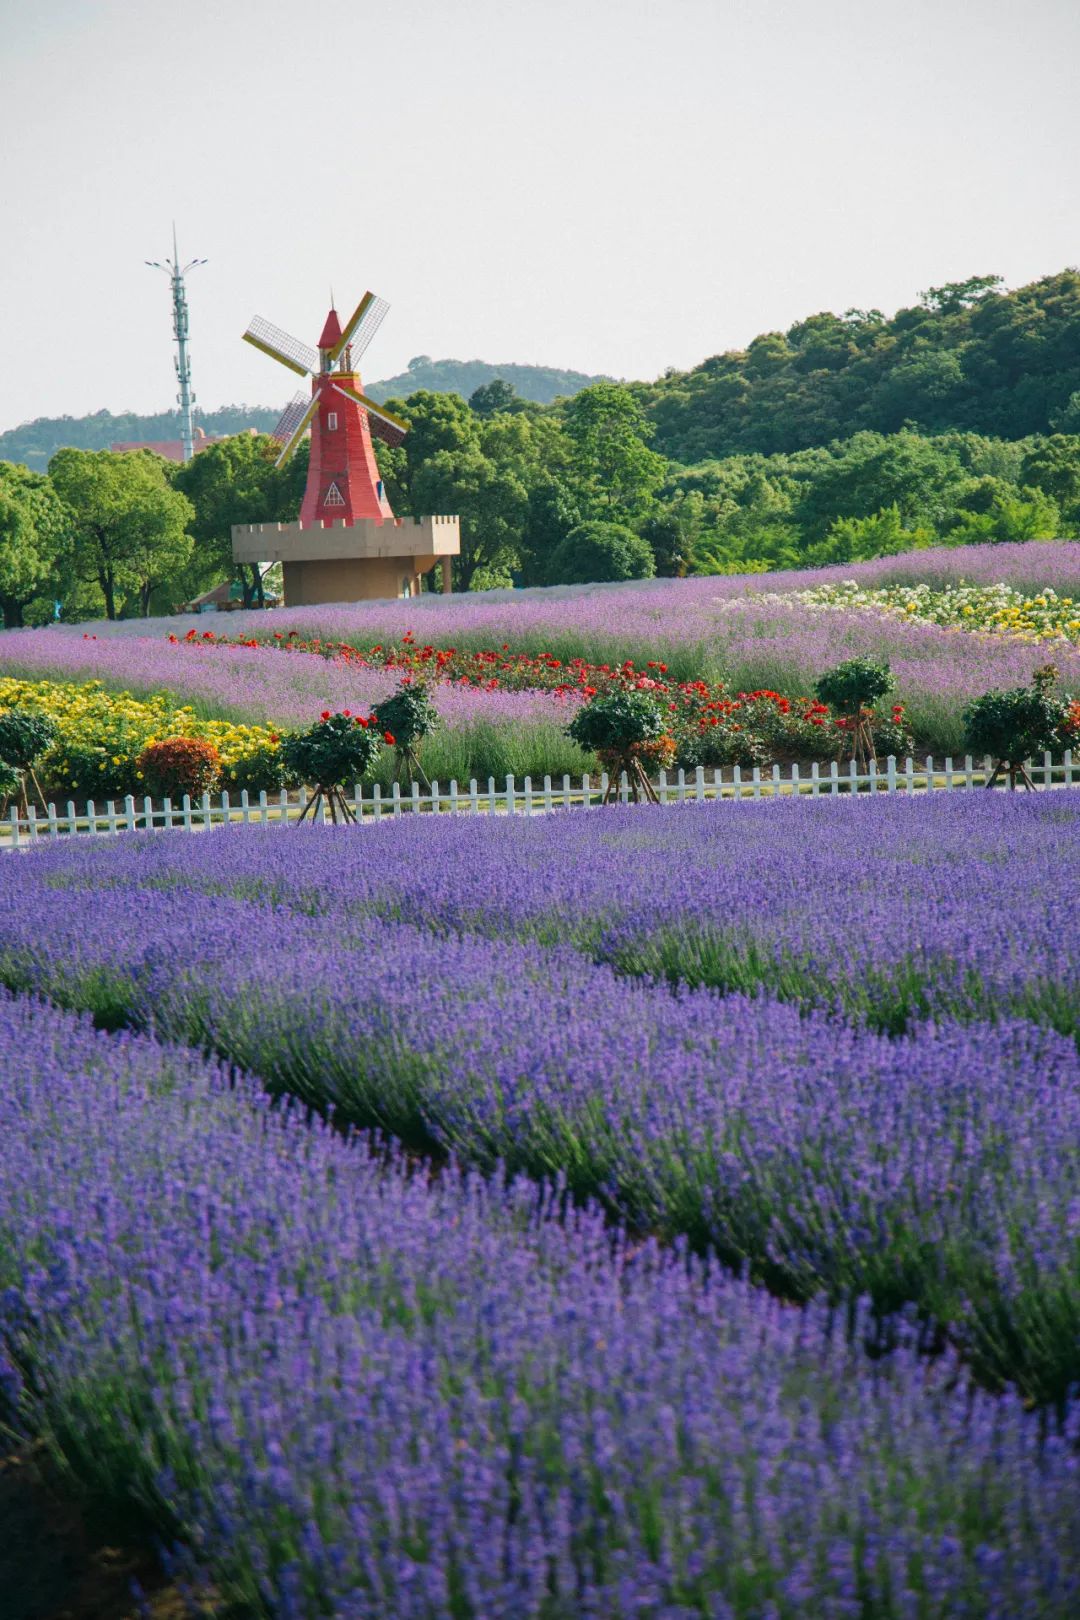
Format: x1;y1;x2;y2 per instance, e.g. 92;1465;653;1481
137;736;222;800
639;271;1080;460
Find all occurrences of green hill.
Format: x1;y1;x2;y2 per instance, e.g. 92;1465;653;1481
364;357;610;406
639;271;1080;463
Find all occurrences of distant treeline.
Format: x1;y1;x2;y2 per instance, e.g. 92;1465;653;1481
0;363;608;472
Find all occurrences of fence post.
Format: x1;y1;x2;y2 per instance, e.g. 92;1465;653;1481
257;790;268;825
925;757;934;792
163;796;174;830
542;775;552;814
488;776;497;814
524;775;534;815
600;771;610;803
86;799;97;836
886;756;897;795
411;782;422;816
240;789;251;824
810;762;819;797
753;766;762;799
963;755;974;790
561;774;571;809
712;767;722;800
695;766;706;802
27;805;39;842
470;779;480;816
106;800;119;836
46;801;59;840
581;772;591;809
1043;750;1053;789
221;790;231;826
944;757;954;793
66;800;77;837
392;782;402;818
772;763;782;799
372;782;383;820
1065;748;1074;788
733;764;743;800
619;771;629;804
450;779;460;815
791;762;800;797
181;794;193;833
868;759;878;794
676;768;686;803
200;791;212;827
505;775;516;816
9;806;19;848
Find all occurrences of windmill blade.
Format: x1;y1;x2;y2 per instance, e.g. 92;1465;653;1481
328;292;389;367
332;382;409;448
243;316;319;377
274;389;322;467
269;391;310;445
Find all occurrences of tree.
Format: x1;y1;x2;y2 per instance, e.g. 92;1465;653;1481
411;448;529;592
918;275;1004;314
174;432;290;607
48;449;193;619
948;486;1060;544
469;378;519;417
807;505;935;566
793;431;967;541
0;461;69;628
548;521;655;585
562;384;667;518
1020;435;1080;528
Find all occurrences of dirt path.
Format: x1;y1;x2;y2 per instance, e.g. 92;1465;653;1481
0;1446;195;1620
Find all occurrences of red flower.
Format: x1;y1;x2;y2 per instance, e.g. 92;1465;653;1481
320;710;331;721
383;731;396;745
342;709;351;717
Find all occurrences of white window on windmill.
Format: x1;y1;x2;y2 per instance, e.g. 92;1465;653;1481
323;482;346;508
327;412;338;431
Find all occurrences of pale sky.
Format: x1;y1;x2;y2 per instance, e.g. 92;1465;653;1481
2;0;1078;432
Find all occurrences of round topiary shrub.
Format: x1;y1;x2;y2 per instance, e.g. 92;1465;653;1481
279;711;386;823
962;664;1070;790
814;658;897;767
0;707;59;811
567;689;670;803
137;737;221;801
549;521;656;585
0;708;58;769
371;683;441;787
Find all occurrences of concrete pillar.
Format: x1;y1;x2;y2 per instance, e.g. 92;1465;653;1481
441;556;453;595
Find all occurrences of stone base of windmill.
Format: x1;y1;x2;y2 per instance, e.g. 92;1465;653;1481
232;516;460;605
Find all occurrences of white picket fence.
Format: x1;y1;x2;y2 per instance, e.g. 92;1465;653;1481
2;751;1077;848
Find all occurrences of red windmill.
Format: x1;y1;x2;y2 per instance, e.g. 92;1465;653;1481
243;291;409;525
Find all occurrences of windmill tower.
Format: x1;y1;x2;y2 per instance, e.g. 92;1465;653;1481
233;286;459;606
145;228;206;462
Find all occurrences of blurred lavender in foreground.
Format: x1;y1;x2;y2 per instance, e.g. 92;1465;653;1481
2;992;1079;1617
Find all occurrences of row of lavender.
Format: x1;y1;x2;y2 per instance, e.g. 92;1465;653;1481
3;793;1079;1405
4;993;1078;1616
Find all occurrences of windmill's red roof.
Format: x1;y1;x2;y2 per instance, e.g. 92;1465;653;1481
318;308;343;350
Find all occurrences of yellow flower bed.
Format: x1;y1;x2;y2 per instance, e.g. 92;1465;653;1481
0;676;284;801
792;580;1080;644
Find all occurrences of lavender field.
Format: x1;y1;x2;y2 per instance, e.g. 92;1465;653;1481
1;788;1080;1616
5;542;1080;760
